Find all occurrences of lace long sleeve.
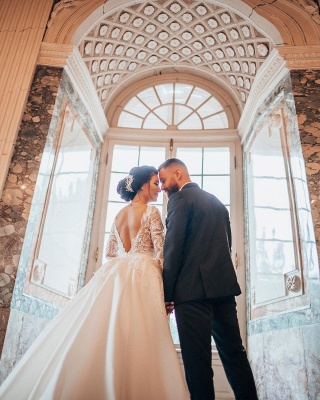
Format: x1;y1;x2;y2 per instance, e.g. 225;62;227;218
105;222;118;258
150;207;164;271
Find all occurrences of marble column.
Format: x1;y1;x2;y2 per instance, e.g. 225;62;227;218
0;66;63;355
290;69;320;260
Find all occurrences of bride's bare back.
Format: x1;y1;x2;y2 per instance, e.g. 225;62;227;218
115;204;147;253
114;172;161;252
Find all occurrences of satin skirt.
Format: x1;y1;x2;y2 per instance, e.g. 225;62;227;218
0;254;189;400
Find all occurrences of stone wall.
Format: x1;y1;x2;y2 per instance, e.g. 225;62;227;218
0;65;101;379
0;66;63;354
291;69;320;260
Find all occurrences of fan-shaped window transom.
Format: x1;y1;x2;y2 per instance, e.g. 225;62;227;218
118;83;228;130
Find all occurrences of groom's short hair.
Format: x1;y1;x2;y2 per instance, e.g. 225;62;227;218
158;158;188;172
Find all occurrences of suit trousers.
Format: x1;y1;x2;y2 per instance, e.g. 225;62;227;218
175;296;258;400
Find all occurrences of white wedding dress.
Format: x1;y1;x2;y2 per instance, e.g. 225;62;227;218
0;206;189;400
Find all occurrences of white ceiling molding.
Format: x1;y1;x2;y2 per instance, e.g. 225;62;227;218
72;0;282;45
71;0;279;112
105;127;240;142
237;48;287;142
65;48;109;140
212;0;282;44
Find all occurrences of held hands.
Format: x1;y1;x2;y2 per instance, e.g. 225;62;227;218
165;302;174;315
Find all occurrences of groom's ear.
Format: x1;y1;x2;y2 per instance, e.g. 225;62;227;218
175;168;182;180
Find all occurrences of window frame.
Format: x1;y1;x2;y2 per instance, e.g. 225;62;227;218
117;82;229;130
87;132;245;348
106;73;239;130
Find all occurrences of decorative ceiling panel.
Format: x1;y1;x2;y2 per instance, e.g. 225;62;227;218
78;0;273;110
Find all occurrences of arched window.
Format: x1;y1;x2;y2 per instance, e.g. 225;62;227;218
117;83;228;130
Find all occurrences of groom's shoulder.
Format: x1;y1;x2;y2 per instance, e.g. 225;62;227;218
180;183;204;197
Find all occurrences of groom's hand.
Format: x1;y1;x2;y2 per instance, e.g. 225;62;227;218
165;301;174;315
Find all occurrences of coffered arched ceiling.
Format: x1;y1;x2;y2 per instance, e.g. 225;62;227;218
45;0;320;46
44;0;320;118
74;0;282;112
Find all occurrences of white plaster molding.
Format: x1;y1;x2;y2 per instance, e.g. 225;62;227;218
106;127;240;142
277;45;320;69
286;274;301;293
38;42;74;67
71;0;282;46
238;49;287;142
212;0;283;44
65;48;108;141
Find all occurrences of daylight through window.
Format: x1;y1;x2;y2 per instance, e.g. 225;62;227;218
118;83;228;130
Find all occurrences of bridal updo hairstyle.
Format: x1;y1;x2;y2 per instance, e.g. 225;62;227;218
117;165;158;202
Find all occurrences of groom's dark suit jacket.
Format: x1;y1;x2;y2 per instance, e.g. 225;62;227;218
163;182;241;304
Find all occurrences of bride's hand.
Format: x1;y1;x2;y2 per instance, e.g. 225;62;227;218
165;302;174;315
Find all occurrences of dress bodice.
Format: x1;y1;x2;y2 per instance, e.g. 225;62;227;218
105;206;164;266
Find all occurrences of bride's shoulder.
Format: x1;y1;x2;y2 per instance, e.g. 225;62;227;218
148;205;160;214
148;206;163;222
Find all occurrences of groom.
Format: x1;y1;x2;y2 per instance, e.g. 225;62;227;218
158;158;258;400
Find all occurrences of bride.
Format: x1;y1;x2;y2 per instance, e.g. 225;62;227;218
0;165;189;400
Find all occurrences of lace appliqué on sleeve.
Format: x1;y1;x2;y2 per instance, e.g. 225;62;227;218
105;222;118;258
150;207;164;271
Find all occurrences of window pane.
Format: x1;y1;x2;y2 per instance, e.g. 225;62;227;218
143;113;167;129
253;178;292;209
124;96;149;117
203;176;230;204
36;113;96;297
105;201;125;231
254;208;294;243
108;172;126;201
178;113;202;130
252;154;287;178
187;87;211;109
175;83;193;104
203;113;228;129
220;112;229;127
171;146;231;345
198;97;223;118
139;146;166;169
112;145;139;171
190;175;202;187
155;83;173;104
203;147;230;175
153;191;164;206
137;87;160;108
118;111;142;128
247;116;300;306
118;83;230;130
169;312;180;344
176;147;203;174
154;105;172;125
174;104;192;125
294;178;309;209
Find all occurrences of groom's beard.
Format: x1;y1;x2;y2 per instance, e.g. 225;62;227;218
166;183;180;198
